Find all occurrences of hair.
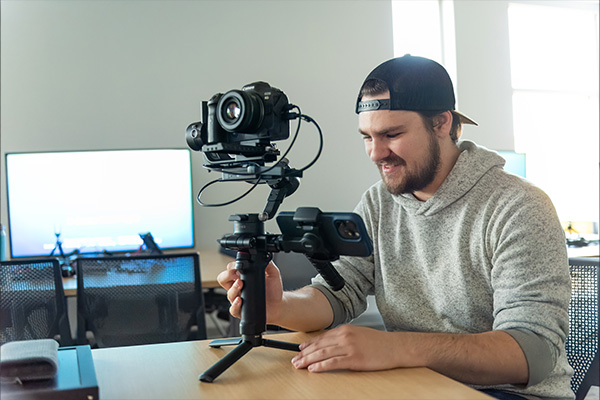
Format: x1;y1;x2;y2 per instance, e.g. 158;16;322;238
359;79;462;143
419;110;462;143
359;78;389;98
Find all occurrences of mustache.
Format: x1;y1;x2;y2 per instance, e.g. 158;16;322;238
376;155;406;167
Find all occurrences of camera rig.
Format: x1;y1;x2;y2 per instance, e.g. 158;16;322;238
186;81;372;382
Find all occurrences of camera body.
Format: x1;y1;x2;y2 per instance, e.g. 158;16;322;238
187;81;290;164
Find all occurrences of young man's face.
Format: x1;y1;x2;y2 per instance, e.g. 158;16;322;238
358;93;440;196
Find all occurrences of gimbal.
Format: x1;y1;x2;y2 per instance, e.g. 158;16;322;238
188;83;372;382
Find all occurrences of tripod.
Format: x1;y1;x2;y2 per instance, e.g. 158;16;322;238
49;232;66;258
50;231;78;276
199;214;300;383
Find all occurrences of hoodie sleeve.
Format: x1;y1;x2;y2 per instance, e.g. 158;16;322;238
487;183;571;386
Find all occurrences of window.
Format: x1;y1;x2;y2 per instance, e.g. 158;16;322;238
392;0;456;81
392;0;599;232
508;2;599;229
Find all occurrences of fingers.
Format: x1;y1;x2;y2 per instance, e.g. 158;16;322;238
217;260;282;321
292;337;347;372
227;274;243;314
227;276;243;304
217;261;239;290
229;296;242;319
216;261;243;318
291;326;372;372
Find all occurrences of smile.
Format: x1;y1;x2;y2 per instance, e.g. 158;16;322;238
379;163;402;174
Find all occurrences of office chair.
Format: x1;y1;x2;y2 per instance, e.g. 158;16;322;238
76;253;206;348
0;258;73;346
566;256;599;400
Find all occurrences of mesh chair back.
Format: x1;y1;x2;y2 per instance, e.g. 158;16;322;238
0;259;72;345
566;256;599;400
76;253;206;348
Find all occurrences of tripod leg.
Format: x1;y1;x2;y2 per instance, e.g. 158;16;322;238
262;339;300;352
199;340;253;383
208;338;243;348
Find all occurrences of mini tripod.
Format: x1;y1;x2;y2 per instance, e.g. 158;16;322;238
49;231;77;276
199;214;300;383
49;231;66;258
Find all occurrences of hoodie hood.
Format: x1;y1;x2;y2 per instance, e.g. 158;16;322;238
393;140;506;216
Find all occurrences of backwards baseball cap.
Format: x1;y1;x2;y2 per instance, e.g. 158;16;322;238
355;54;477;126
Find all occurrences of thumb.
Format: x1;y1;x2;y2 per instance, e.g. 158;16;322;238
265;261;281;278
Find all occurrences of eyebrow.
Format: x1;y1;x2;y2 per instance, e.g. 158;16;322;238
359;125;407;136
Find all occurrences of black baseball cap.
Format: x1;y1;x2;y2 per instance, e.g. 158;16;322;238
355;55;477;126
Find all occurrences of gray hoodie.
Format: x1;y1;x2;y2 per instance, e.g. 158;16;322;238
312;140;573;400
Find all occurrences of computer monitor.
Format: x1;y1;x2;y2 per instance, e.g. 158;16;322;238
5;149;195;258
497;150;526;178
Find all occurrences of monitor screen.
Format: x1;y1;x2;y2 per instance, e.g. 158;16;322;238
497;150;526;178
5;149;194;258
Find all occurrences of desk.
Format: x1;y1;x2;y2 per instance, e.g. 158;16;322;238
91;331;490;400
568;244;600;258
62;249;233;296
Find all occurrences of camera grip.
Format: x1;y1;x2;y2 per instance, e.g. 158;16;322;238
307;257;345;291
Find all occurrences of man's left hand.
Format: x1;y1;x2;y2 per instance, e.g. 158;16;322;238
291;325;411;372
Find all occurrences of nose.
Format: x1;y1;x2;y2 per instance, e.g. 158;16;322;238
366;137;390;163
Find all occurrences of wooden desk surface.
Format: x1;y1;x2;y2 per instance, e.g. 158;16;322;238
91;331;490;400
567;244;600;258
62;249;233;296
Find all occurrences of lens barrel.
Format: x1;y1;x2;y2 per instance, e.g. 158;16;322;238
217;90;264;133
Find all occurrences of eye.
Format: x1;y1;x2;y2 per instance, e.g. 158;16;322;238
361;134;372;141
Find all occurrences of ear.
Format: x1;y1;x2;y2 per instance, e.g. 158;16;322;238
434;111;453;138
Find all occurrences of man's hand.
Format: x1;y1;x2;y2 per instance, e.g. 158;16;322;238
291;325;407;372
217;260;284;323
217;259;334;332
291;325;529;385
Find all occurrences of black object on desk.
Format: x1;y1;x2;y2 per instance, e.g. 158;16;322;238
0;345;99;400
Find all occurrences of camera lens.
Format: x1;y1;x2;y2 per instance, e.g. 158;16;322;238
224;101;241;122
217;90;264;133
336;220;361;240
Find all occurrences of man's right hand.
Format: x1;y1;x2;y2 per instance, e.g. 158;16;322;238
217;260;284;324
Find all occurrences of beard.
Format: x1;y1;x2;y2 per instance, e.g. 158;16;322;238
378;134;441;196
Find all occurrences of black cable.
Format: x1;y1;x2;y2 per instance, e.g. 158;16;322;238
296;114;323;172
196;177;261;207
196;106;323;208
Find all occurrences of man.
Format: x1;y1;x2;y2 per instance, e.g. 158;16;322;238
218;55;573;400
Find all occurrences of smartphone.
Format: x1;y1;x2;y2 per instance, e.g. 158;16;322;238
275;207;373;257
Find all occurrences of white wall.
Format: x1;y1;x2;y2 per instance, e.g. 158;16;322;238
453;0;515;150
0;0;390;252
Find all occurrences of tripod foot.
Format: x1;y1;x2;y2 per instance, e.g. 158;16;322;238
262;338;300;352
200;340;253;382
208;338;243;348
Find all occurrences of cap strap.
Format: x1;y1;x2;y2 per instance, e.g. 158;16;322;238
356;99;390;113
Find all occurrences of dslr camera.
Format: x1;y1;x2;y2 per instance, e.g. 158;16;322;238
186;81;291;167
